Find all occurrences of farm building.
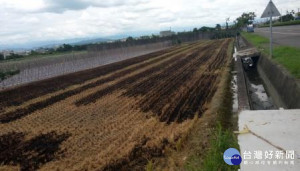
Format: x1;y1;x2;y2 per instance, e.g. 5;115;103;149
159;30;175;37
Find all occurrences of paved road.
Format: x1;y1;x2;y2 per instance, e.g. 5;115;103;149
255;25;300;48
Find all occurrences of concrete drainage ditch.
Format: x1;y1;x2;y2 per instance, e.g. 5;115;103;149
233;36;300;171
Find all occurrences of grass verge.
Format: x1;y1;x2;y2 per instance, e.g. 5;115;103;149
0;51;87;64
258;20;300;28
0;70;20;81
242;32;300;79
200;124;239;171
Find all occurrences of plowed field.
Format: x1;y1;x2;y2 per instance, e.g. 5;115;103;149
0;38;233;170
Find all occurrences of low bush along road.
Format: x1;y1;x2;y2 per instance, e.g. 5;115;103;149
254;25;300;48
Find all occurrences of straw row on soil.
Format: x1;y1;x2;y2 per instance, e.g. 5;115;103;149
0;39;232;170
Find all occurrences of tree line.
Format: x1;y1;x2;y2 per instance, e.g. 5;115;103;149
0;44;88;61
1;22;244;62
89;27;237;52
233;10;300;28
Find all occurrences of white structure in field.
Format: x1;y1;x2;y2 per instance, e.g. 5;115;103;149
1;50;13;60
159;30;175;37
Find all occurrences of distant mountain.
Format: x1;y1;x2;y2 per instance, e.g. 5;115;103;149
71;38;111;45
0;37;111;51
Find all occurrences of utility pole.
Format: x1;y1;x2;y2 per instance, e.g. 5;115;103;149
261;0;280;58
281;9;283;22
226;18;230;30
270;15;273;58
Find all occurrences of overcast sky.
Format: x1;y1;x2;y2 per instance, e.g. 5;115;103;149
0;0;299;47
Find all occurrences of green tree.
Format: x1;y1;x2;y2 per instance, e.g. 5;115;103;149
236;12;256;28
226;18;230;30
0;53;4;60
57;44;73;52
126;36;135;45
73;45;87;51
30;50;39;55
126;36;134;42
140;35;150;39
199;26;214;32
63;44;73;51
216;24;221;31
6;53;23;60
279;11;295;22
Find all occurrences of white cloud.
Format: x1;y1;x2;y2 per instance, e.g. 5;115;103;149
0;0;46;12
0;0;299;47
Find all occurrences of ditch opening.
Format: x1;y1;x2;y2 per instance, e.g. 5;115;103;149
242;56;277;110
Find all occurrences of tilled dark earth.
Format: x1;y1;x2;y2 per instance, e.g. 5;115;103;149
0;39;232;170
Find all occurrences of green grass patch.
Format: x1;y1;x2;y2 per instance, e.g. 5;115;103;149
242;32;300;79
241;32;269;52
273;46;300;78
184;123;239;171
145;160;154;171
0;51;87;64
202;124;239;171
200;71;239;171
258;20;300;28
0;70;20;81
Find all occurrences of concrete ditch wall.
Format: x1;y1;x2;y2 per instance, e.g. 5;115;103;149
257;54;300;109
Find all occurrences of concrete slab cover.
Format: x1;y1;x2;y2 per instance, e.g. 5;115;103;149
236;48;260;58
238;110;300;170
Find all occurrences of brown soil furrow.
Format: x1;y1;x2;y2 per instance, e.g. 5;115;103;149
0;39;234;171
122;40;220;97
132;40;224;123
0;43;202;123
0;131;70;171
158;40;231;122
0;46;181;108
74;42;210;106
207;39;231;71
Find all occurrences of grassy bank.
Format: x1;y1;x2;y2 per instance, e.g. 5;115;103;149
200;124;239;171
0;70;20;81
242;32;300;79
0;51;87;64
258;20;300;28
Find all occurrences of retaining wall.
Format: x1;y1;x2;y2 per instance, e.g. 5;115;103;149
257;54;300;108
